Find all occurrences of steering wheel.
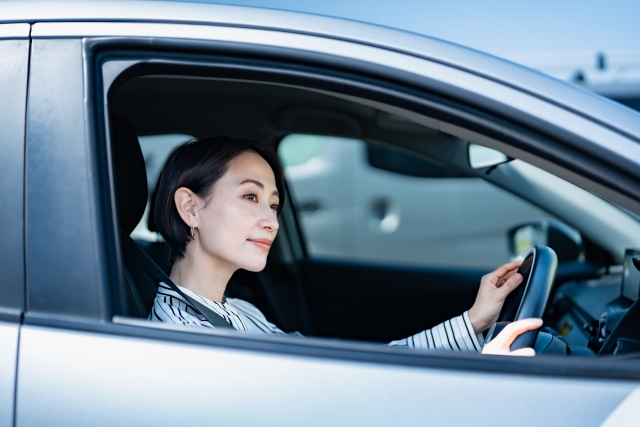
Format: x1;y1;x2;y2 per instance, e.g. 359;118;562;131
486;246;558;350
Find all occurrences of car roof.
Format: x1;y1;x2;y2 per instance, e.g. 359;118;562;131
3;0;640;142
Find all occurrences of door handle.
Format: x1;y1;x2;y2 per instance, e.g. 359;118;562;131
369;198;399;233
298;200;322;213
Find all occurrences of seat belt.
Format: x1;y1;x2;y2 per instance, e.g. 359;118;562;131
123;266;148;318
122;231;233;329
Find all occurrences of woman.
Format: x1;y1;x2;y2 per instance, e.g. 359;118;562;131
149;136;541;356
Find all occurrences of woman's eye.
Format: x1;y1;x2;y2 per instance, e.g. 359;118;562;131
270;204;280;211
244;193;257;202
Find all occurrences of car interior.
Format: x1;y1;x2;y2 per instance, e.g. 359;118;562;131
107;69;640;356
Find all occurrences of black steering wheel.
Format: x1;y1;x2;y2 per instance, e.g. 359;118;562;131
487;246;558;350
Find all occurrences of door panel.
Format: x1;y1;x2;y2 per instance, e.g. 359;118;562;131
15;325;635;427
26;38;107;318
302;259;486;342
351;143;551;268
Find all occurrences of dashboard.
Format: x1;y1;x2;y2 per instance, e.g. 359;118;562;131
549;248;640;354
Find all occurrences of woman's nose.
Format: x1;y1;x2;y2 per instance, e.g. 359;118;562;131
259;206;279;232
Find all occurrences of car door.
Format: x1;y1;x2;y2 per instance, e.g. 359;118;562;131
351;142;551;267
0;23;29;427
14;5;640;426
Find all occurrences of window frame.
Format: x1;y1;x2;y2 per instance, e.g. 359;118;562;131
30;26;639;379
0;27;30;322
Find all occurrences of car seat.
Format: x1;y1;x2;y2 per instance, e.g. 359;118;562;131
111;115;164;318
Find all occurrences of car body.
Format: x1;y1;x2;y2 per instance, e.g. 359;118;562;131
2;1;640;426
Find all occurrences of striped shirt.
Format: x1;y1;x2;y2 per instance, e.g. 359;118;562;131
149;282;485;351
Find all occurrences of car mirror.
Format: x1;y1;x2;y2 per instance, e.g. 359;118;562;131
468;143;509;169
366;142;469;178
508;219;582;262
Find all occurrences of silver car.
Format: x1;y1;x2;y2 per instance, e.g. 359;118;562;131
2;1;640;426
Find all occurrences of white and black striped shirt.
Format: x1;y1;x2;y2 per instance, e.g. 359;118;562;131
149;282;484;351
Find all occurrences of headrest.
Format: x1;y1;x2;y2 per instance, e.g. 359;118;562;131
111;116;148;234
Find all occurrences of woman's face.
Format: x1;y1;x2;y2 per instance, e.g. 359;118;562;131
193;151;280;273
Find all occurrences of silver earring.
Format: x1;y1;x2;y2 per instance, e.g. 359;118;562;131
190;223;194;238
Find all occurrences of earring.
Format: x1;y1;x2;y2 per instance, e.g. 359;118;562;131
190;223;194;238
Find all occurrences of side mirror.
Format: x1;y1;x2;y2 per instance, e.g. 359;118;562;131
508;220;582;263
468;143;509;169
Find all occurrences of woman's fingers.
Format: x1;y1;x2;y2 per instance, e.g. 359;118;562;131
469;261;525;334
489;318;543;349
488;260;522;280
481;319;542;356
509;348;536;357
486;262;522;288
496;272;523;295
495;268;519;288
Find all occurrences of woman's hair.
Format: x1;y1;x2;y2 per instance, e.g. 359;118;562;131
153;136;285;263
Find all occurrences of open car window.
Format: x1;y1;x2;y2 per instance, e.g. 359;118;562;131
101;47;640;367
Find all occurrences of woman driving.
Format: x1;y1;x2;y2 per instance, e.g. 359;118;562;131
149;136;542;356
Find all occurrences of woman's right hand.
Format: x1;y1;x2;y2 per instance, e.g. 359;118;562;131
481;318;543;356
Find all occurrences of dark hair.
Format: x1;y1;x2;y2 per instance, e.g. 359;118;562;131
153;136;285;263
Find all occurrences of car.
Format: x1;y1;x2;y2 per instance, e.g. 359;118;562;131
2;1;640;426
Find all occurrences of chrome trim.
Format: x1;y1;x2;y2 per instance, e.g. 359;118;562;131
0;23;29;39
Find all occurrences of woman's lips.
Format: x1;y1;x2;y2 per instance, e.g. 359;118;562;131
248;239;272;251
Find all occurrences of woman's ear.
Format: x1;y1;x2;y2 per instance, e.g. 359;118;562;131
174;187;201;228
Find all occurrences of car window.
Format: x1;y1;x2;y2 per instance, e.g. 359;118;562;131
279;134;555;268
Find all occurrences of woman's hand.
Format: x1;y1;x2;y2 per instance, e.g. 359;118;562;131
468;260;523;334
481;318;542;356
